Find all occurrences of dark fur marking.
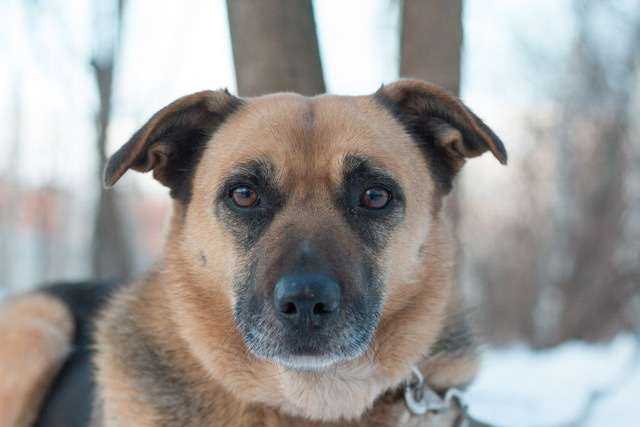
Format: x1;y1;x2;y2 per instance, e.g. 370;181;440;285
374;92;458;195
105;95;243;205
215;159;284;249
109;301;218;426
163;97;243;204
337;155;405;251
374;88;507;197
429;310;476;357
198;251;207;267
418;243;427;256
34;281;121;427
301;101;316;133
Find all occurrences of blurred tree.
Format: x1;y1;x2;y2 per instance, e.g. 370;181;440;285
226;0;325;96
545;0;640;345
473;0;640;346
90;0;133;280
400;0;463;95
399;0;465;284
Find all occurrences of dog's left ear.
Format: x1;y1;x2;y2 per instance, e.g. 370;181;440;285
376;79;507;193
103;89;242;202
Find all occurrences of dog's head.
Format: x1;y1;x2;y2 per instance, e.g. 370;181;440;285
105;79;505;417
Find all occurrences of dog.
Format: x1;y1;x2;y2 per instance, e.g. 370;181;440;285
0;79;506;427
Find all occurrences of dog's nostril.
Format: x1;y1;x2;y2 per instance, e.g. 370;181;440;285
282;302;297;315
313;302;325;315
313;302;334;315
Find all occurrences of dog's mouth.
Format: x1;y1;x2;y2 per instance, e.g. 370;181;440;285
235;281;382;371
237;314;380;371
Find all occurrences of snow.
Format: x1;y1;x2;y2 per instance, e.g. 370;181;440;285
466;335;640;427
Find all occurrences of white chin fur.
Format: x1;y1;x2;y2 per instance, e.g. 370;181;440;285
273;355;341;371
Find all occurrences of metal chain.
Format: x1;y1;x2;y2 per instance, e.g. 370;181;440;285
403;366;497;427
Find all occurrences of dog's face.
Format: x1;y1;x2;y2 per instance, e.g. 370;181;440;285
205;97;414;370
104;81;506;377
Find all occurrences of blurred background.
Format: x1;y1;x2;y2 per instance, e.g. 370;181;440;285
1;0;639;425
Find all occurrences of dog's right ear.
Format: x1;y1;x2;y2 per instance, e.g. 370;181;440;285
104;89;242;202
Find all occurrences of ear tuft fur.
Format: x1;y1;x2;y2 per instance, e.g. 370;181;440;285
103;89;242;203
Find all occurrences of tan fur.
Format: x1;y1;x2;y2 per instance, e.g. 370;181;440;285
93;83;501;426
0;294;74;427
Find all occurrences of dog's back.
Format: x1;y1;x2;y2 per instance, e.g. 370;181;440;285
0;281;118;427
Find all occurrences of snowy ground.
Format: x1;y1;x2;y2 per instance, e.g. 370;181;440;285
466;335;640;427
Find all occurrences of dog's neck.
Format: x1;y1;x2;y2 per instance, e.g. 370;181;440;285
96;256;477;426
141;278;476;425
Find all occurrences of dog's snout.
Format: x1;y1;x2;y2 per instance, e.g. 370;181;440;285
273;273;341;326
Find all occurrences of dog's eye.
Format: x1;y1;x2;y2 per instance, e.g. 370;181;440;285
230;186;259;208
360;187;391;210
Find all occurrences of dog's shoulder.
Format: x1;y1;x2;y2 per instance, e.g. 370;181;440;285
93;274;241;426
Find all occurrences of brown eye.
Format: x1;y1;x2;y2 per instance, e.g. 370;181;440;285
360;187;391;210
230;186;258;208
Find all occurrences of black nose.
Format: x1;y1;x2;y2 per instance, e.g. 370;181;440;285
273;273;341;326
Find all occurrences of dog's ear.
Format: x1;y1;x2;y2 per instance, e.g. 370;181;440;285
376;79;507;193
104;89;242;201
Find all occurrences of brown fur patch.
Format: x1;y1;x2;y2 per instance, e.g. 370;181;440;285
0;294;74;427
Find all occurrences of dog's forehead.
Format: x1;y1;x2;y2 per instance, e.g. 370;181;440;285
200;93;424;185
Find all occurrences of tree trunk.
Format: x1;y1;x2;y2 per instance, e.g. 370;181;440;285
399;0;464;281
91;0;132;280
539;1;640;345
226;0;325;96
400;0;463;95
